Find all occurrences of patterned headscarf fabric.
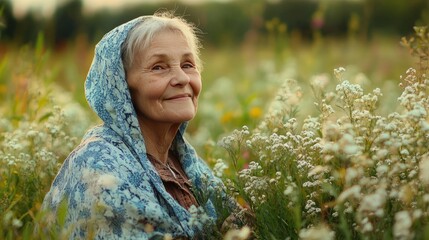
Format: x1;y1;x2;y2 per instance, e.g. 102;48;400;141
42;16;223;239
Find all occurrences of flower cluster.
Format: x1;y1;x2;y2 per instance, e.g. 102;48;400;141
218;63;429;239
0;80;92;235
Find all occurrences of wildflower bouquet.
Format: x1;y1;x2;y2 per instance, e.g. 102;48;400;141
217;27;429;239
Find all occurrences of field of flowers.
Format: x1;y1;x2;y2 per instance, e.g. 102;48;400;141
1;21;428;239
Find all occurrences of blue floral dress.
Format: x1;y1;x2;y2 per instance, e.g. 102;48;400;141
43;16;225;239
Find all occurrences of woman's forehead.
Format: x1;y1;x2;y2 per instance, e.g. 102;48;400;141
139;30;195;59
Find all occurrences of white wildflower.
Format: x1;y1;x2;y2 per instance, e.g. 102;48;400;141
336;80;364;101
393;211;413;240
358;188;387;213
420;119;429;131
345;167;360;185
213;158;228;177
400;149;410;156
423;194;429;202
338;185;361;202
284;185;294;196
26;130;38;138
407;104;427;119
299;224;335;240
419;154;429;185
287;91;302;106
223;226;251;240
187;205;212;229
308;165;327;178
413;209;422;219
305;200;319;214
275;171;282;180
408;169;417;178
360;217;373;233
344;144;360;155
334;67;346;80
3;211;13;224
376;164;389;177
12;218;23;228
322;142;339;152
310;74;330;89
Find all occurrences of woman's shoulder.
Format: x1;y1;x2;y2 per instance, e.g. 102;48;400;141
48;126;148;198
81;124;124;146
65;126;137;172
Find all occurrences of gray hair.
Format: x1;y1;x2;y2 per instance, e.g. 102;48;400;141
121;11;203;71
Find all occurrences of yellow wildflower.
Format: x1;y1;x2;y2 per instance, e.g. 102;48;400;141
221;111;234;124
249;107;262;119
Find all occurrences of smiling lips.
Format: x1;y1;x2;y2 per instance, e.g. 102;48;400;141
165;93;192;100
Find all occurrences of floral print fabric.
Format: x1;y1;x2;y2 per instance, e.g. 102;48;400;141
42;16;222;239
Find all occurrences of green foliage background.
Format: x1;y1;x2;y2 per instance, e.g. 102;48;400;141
1;0;428;46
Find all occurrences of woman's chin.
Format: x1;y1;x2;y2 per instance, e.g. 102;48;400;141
169;111;197;123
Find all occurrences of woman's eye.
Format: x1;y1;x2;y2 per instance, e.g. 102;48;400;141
182;63;195;69
151;65;164;71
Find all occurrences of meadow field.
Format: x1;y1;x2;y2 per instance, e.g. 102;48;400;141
1;8;429;239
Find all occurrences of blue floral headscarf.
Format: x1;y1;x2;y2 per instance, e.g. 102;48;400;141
43;16;223;239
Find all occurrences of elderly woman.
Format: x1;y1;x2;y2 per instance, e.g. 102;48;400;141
43;12;243;239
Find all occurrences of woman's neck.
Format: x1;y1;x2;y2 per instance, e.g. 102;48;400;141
139;120;180;164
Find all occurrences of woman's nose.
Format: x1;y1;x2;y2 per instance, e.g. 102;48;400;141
170;67;191;86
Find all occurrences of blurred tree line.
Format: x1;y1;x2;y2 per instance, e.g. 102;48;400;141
0;0;428;48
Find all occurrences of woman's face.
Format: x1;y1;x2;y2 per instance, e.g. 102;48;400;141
126;30;202;126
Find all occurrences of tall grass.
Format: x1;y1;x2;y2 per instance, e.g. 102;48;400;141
0;36;93;239
0;21;423;239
